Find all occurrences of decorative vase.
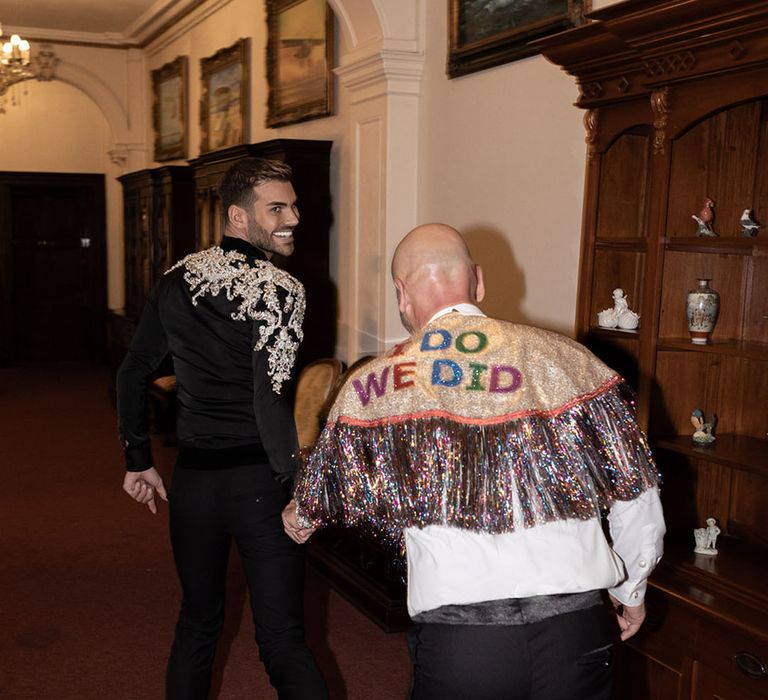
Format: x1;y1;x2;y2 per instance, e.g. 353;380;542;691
686;278;720;344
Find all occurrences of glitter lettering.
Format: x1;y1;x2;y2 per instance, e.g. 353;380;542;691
353;367;391;406
432;359;463;387
455;331;487;354
466;362;488;391
421;329;451;351
489;366;522;393
393;362;416;390
389;341;409;357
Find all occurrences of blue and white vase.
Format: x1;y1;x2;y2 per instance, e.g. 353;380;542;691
686;278;720;344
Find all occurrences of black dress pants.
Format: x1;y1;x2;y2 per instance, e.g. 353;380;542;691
407;604;613;700
165;464;327;700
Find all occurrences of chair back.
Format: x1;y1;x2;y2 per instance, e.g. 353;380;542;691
293;358;344;449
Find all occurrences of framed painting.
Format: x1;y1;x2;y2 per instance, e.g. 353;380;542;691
151;56;188;161
447;0;591;78
266;0;334;128
200;38;250;153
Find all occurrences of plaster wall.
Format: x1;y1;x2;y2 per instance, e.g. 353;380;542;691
418;5;594;336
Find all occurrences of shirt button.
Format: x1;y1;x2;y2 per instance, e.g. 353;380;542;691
638;559;647;568
632;592;639;599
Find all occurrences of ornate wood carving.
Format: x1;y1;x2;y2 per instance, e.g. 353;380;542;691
651;87;670;156
581;81;604;101
584;109;599;161
645;51;696;78
617;75;631;93
534;0;768;109
729;39;747;60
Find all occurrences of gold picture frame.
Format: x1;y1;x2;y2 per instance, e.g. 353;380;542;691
200;38;250;153
151;56;188;161
447;0;591;78
266;0;334;128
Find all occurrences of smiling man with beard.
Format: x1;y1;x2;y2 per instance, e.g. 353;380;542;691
117;158;327;700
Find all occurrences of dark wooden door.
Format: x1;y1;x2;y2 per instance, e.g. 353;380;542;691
1;173;106;362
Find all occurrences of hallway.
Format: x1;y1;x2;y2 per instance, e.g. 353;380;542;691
0;363;410;699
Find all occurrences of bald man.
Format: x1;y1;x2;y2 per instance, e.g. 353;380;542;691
283;224;665;700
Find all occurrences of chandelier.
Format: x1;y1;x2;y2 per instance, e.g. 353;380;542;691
0;23;34;113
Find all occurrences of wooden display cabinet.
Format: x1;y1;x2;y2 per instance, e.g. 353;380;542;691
538;1;768;697
117;166;195;320
108;166;194;399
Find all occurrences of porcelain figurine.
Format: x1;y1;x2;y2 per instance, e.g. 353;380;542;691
692;197;717;236
693;517;720;556
690;408;716;444
597;288;639;330
740;209;761;237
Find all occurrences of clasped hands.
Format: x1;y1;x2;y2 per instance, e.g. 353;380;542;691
282;498;316;544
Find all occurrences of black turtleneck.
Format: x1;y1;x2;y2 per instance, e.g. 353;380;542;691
116;236;300;480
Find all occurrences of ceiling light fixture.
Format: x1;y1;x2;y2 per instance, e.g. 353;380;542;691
0;22;34;113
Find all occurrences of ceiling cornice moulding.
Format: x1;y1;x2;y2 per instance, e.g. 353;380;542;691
2;25;134;49
1;0;216;50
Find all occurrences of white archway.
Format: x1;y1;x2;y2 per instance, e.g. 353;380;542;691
40;45;148;173
326;0;426;358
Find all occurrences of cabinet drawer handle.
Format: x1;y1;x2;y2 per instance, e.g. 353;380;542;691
732;652;768;679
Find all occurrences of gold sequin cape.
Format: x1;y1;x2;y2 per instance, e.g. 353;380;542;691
294;313;658;548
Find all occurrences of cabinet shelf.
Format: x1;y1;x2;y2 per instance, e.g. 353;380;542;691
664;237;766;256
654;434;768;476
595;237;646;252
588;326;640;339
651;537;768;638
657;338;768;361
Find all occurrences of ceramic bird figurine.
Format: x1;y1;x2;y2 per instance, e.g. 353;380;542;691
699;198;715;225
740;208;761;237
691;409;716;444
692;198;717;236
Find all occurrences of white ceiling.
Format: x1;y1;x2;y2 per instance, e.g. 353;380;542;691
0;0;192;45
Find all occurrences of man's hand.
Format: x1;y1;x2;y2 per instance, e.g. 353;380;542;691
282;499;316;544
609;595;646;641
123;467;168;515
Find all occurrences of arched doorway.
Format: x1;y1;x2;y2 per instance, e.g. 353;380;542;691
0;80;110;363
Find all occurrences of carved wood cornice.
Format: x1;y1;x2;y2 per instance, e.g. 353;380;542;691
535;0;768;109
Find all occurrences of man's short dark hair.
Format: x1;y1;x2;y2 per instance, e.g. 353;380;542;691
219;157;293;212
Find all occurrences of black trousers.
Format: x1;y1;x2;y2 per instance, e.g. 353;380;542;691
165;464;327;700
407;604;613;700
